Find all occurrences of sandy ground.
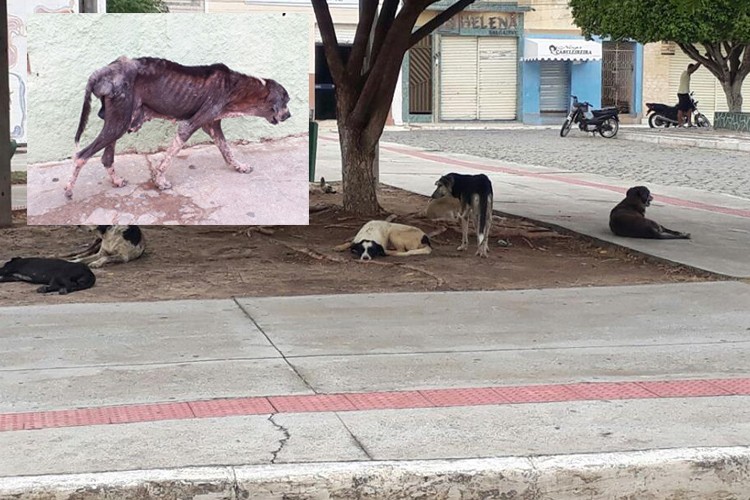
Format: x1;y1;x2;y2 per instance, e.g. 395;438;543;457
0;184;720;306
26;135;308;225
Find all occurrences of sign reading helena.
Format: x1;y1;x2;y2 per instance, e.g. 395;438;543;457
439;12;519;36
523;38;602;61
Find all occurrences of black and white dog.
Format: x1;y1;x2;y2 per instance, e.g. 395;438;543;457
609;186;691;239
65;225;146;268
432;173;494;257
333;221;432;261
0;257;96;294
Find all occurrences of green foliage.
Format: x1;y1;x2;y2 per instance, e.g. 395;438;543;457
106;0;169;13
568;0;750;43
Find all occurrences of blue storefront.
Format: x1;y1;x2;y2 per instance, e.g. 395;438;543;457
522;36;602;125
522;35;644;125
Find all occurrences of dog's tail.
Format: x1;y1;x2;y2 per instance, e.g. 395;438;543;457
477;188;493;245
74;86;93;150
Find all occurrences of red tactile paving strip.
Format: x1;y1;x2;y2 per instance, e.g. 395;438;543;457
1;377;747;433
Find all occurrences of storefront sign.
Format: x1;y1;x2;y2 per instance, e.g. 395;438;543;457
439;12;519;36
523;38;602;61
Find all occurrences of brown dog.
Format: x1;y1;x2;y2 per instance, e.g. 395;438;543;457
609;186;690;239
66;56;291;198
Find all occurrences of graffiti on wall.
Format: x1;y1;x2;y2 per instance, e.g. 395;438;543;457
7;0;77;143
714;112;750;133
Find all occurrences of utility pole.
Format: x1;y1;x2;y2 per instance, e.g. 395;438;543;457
0;0;12;227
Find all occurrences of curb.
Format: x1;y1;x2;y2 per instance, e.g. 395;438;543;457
2;447;749;499
620;131;750;152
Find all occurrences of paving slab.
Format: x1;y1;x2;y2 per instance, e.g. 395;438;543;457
237;282;750;357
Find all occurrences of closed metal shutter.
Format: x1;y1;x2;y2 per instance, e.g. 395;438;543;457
669;51;718;122
478;37;517;120
314;24;358;44
440;36;517;120
440;36;479;120
539;60;570;112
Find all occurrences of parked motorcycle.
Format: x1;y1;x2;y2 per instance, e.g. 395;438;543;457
560;95;620;138
646;91;711;128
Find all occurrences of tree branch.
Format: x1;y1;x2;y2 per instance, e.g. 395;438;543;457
409;0;477;49
347;0;378;79
312;0;345;84
739;44;750;80
371;0;400;64
677;42;721;79
348;2;423;129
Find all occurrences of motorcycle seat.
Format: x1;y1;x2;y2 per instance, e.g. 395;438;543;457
592;107;618;117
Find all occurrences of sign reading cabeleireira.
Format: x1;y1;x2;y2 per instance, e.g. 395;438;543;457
548;44;592;56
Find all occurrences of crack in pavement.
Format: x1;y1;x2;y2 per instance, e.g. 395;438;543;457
268;414;291;464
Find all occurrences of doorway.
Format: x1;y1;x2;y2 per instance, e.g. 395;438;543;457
314;44;352;120
602;41;635;114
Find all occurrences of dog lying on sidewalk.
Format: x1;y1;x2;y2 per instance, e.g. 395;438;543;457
333;221;432;260
0;257;96;294
609;186;691;239
64;225;145;268
66;56;291;198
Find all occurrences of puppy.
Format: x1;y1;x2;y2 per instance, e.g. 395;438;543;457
0;257;96;294
609;186;691;239
432;173;493;257
333;220;432;261
65;225;145;268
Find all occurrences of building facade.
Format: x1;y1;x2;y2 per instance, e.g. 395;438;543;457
642;42;750;123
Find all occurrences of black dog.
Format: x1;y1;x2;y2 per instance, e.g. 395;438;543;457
0;257;96;294
432;173;494;257
609;186;690;239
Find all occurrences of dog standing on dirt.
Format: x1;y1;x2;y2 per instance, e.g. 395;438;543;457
432;173;494;257
65;225;146;268
0;257;96;294
334;221;432;260
609;186;691;239
66;56;292;198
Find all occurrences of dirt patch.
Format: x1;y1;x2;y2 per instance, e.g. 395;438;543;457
0;184;720;306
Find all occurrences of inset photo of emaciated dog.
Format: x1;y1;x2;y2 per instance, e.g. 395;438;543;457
25;13;308;225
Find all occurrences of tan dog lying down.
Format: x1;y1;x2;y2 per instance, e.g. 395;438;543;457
334;221;432;260
424;195;461;221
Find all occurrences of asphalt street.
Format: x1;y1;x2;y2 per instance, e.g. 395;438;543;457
381;128;750;199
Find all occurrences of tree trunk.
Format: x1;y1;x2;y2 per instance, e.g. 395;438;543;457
339;126;379;215
721;80;745;112
0;0;12;227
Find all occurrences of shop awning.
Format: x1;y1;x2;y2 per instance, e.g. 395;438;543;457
523;38;602;61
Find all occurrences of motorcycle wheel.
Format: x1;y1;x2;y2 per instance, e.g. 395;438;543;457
695;113;711;128
560;117;573;137
648;113;667;128
599;118;619;138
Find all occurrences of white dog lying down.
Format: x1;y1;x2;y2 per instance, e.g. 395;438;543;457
334;220;432;260
65;225;145;268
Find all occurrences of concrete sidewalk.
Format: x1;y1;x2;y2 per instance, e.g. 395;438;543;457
1;283;749;497
316;132;750;278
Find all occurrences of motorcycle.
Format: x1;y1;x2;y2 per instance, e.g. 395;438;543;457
560;95;620;139
646;91;711;128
